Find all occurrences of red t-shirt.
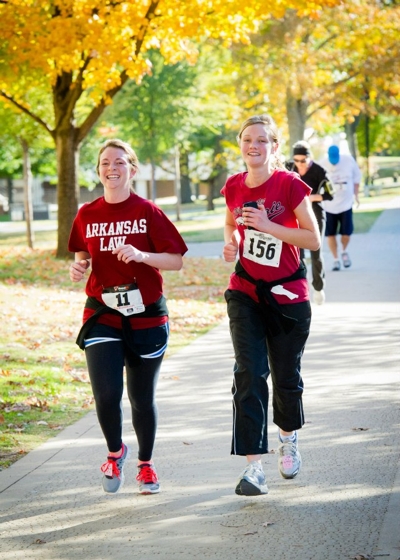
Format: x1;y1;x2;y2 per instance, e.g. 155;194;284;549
68;193;188;328
221;169;311;305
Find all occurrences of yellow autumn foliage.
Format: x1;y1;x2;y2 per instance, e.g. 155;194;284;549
0;0;342;258
0;0;339;102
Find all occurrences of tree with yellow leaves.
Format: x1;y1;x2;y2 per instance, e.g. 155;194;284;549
222;0;400;154
0;0;339;256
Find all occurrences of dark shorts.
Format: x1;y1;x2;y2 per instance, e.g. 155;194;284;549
325;208;354;236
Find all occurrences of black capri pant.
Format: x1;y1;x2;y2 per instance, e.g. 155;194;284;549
225;289;311;456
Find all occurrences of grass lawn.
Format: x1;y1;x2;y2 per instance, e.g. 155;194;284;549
0;188;398;469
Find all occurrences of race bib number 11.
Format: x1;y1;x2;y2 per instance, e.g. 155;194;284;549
102;283;145;316
243;229;282;268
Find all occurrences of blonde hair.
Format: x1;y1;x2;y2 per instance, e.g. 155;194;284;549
96;139;139;176
237;114;284;169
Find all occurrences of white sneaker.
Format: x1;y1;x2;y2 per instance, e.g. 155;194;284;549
278;432;302;479
235;461;268;496
313;290;325;305
341;252;351;268
101;443;130;494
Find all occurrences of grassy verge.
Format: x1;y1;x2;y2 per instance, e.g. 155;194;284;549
0;189;398;469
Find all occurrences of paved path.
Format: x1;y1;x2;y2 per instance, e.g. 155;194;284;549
0;200;399;560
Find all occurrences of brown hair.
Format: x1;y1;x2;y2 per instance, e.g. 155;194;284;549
96;139;139;176
237;114;284;169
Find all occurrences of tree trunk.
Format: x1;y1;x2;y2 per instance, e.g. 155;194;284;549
207;135;227;211
7;178;13;205
150;161;157;202
286;90;309;154
55;130;80;259
21;138;34;249
179;149;192;204
207;181;215;211
174;145;181;221
344;118;359;160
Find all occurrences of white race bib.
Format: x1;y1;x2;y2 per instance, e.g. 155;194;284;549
332;181;347;193
102;283;145;316
243;229;283;268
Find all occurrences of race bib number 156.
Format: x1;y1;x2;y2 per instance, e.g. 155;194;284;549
243;229;282;268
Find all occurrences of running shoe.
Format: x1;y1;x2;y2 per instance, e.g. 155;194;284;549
136;463;160;494
100;443;130;494
235;461;268;496
313;289;325;305
341;252;351;268
278;432;302;479
332;260;341;271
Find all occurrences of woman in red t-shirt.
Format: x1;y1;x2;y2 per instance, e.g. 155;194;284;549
68;139;187;496
221;115;320;496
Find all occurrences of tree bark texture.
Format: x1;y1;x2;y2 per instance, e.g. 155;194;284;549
55;131;80;259
344;118;359;160
21;139;34;250
286;90;309;154
179;150;192;204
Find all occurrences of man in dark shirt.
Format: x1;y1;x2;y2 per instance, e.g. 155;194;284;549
285;141;333;305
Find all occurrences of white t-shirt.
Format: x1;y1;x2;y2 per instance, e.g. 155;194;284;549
319;154;361;214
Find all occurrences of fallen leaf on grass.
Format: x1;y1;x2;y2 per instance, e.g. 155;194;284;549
0;450;25;458
13;426;26;433
25;397;50;411
81;396;94;408
28;341;42;350
4;403;31;412
68;369;90;383
6;380;23;387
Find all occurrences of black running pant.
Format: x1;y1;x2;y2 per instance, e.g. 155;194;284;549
84;324;167;461
225;290;311;456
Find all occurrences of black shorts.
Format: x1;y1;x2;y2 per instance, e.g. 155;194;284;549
325;208;353;236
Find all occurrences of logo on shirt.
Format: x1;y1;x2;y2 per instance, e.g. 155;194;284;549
234;200;285;226
86;219;147;251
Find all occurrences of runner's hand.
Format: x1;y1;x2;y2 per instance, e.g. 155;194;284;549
223;241;238;262
112;244;144;264
69;260;89;282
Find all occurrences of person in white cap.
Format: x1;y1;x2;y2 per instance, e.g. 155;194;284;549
319;145;361;271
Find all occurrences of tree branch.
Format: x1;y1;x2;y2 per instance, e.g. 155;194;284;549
0;91;55;138
305;69;361;120
315;33;339;51
76;0;161;144
65;54;93;122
